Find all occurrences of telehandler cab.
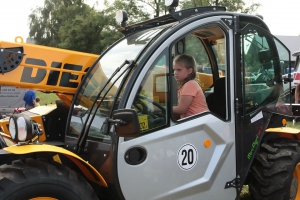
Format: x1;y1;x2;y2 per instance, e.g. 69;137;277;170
0;1;299;199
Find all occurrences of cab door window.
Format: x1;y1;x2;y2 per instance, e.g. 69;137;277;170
132;50;169;134
172;25;228;120
241;25;290;116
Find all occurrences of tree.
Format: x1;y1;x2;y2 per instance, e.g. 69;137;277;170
100;0;151;49
57;5;107;53
28;0;151;53
180;0;260;13
28;0;110;54
103;0;150;25
28;0;260;54
28;0;64;47
137;0;167;17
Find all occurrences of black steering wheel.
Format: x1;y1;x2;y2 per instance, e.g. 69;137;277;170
134;94;166;117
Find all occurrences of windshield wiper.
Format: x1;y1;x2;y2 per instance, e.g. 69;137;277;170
75;60;135;153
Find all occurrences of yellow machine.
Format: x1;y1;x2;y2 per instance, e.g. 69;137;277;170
0;37;98;105
0;37;99;143
0;2;300;199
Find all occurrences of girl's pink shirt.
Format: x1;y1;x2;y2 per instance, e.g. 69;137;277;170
178;80;209;118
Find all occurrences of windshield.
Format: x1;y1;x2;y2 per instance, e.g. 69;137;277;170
66;26;168;142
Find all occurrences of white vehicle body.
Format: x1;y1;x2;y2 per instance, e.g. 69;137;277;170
291;51;300;86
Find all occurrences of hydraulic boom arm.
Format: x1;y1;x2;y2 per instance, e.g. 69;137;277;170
0;37;98;105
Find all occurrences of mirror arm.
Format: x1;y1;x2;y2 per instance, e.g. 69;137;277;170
108;118;128;125
102;118;128;135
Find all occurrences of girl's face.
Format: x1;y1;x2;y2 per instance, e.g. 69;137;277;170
173;62;192;82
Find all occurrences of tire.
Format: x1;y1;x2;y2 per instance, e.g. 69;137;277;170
249;138;300;200
0;158;99;200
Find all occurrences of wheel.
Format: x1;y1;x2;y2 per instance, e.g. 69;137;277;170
249;138;300;200
0;158;99;200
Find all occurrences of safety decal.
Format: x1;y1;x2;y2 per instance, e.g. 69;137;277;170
251;111;263;123
177;143;198;171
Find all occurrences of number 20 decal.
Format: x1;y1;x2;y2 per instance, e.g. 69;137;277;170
177;144;198;170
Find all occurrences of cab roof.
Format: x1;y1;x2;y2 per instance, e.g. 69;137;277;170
118;6;226;35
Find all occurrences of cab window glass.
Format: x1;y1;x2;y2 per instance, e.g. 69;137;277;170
132;50;169;134
212;38;226;77
185;35;210;73
242;26;290;115
172;25;227;120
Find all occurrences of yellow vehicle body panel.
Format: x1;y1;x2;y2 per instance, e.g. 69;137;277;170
0;39;98;95
0;106;57;142
4;144;108;187
265;127;300;134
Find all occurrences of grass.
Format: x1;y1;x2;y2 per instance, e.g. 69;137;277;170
35;91;60;106
239;185;250;199
287;119;300;129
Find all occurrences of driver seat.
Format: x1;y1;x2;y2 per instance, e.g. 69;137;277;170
258;50;272;69
206;77;226;119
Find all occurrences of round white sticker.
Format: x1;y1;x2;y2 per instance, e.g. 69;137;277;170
177;144;198;170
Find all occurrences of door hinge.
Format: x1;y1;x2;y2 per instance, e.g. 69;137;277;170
233;16;241;34
225;176;240;189
235;98;243;114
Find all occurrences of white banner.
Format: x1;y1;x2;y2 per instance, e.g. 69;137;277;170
0;86;27;112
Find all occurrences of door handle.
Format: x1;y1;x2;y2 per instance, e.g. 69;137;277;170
124;147;147;165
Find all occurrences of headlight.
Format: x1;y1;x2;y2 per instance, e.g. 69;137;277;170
115;10;128;27
9;114;33;142
9;117;17;140
165;0;179;7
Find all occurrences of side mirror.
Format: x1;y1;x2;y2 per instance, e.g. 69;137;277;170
112;109;141;137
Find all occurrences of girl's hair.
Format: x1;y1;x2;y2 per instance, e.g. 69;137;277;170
173;54;197;87
36;97;40;102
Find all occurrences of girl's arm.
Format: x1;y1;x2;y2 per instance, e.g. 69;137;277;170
173;95;193;115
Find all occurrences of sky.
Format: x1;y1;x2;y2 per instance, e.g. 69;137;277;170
0;0;299;43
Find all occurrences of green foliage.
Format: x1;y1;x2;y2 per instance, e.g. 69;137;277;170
58;6;106;53
137;0;167;17
29;0;116;54
104;0;150;24
100;0;151;48
28;0;63;47
28;0;261;54
181;0;260;13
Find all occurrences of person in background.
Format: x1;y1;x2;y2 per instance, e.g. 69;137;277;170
35;97;41;106
293;84;300;125
23;90;36;110
173;54;209;119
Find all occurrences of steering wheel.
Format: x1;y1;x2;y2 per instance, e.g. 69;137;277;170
254;73;272;84
134;94;166;117
133;94;167;130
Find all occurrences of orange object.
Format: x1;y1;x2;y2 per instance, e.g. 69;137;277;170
204;139;211;148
